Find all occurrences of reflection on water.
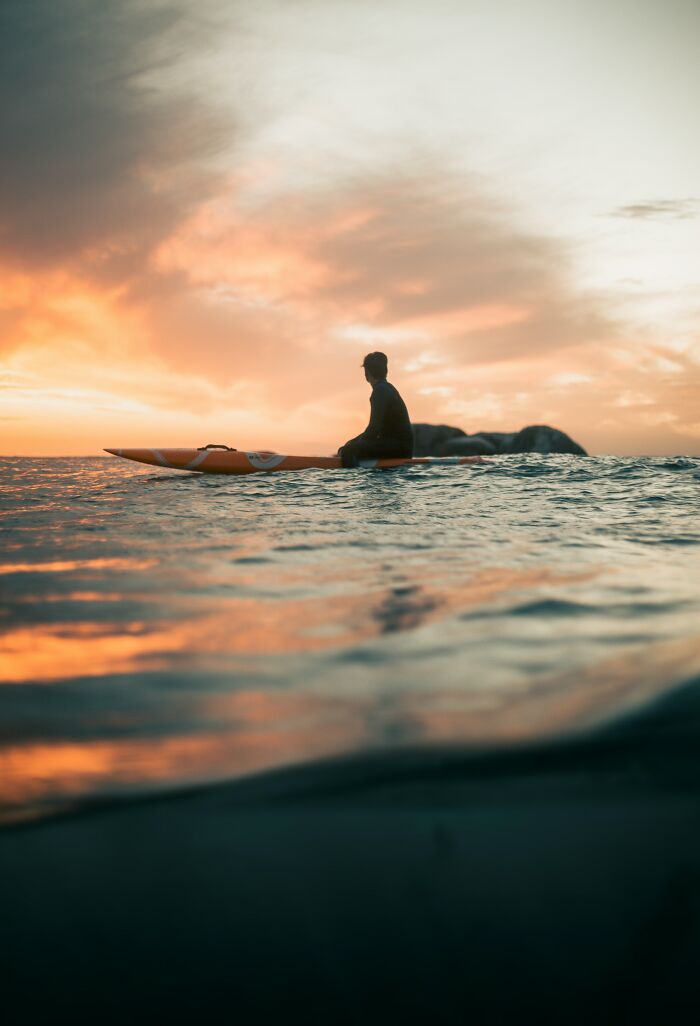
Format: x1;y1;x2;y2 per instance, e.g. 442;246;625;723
0;565;595;683
4;634;700;822
1;454;699;821
0;691;370;821
0;558;158;575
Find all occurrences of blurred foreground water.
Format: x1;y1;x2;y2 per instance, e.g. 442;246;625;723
1;454;699;822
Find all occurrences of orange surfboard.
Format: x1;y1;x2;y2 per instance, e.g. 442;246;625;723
104;446;484;475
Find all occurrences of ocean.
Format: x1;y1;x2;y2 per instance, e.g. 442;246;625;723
4;452;700;1023
2;453;699;822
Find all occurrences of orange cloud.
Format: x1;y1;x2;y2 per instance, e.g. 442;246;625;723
2;172;700;456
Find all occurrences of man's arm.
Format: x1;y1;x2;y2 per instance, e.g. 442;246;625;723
337;386;388;453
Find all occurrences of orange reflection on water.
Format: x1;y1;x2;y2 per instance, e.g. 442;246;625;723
0;623;174;683
4;633;700;824
0;689;368;822
0;566;595;684
1;566;596;683
22;592;127;603
0;558;158;575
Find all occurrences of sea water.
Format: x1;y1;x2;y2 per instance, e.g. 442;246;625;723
1;454;699;822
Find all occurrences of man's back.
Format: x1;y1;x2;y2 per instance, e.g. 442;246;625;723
369;379;412;448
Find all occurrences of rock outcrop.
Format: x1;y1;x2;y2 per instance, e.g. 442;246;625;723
505;424;587;456
412;423;587;457
411;423;466;456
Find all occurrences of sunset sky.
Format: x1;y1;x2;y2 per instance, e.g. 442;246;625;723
1;0;698;456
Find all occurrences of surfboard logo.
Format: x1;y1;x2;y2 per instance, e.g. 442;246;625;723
246;451;287;470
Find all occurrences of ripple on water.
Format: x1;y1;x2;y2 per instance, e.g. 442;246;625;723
0;453;699;821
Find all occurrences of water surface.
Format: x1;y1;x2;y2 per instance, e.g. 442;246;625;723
1;454;699;821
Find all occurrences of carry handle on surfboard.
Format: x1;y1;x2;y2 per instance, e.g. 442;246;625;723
197;443;237;451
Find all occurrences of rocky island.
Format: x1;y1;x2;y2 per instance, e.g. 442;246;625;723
412;423;587;457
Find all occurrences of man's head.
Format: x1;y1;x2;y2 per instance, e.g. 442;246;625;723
362;351;388;384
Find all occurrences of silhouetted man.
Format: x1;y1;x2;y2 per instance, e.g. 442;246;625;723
338;352;413;468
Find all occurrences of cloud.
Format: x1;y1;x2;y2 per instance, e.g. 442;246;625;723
147;171;618;381
0;0;228;278
608;199;699;221
4;154;699;455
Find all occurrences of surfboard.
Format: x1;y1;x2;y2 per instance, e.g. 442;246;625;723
104;447;484;475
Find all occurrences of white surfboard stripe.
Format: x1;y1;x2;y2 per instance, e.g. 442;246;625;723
185;451;212;470
151;449;172;468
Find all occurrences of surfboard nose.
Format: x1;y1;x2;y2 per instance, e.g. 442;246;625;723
104;448;120;456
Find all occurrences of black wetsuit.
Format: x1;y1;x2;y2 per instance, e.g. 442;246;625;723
339;379;413;467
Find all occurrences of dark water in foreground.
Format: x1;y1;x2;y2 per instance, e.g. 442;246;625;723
1;454;699;823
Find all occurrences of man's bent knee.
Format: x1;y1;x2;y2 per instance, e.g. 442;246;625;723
339;445;360;468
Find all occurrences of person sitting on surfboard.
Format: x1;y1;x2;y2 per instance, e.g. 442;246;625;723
337;352;413;468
